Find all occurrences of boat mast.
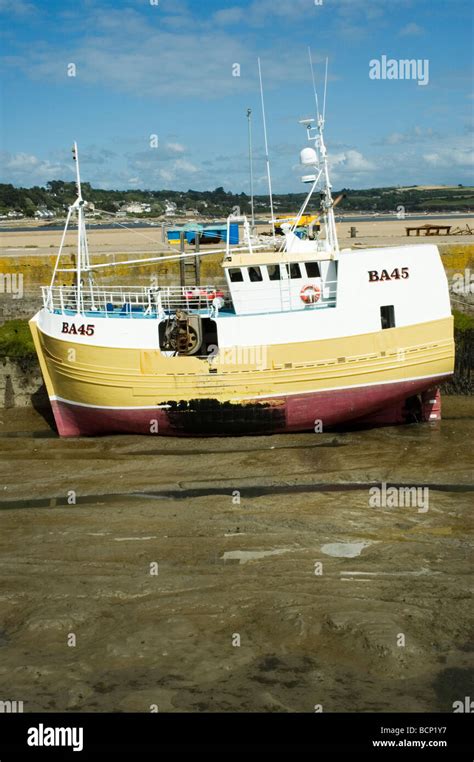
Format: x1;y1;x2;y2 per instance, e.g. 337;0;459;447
307;53;339;254
246;108;255;233
257;58;276;247
72;142;84;313
68;142;94;312
318;125;338;252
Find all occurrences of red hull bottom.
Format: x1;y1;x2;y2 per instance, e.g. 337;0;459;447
50;377;445;437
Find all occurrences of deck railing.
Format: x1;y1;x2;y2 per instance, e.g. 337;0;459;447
41;285;229;317
41;280;337;318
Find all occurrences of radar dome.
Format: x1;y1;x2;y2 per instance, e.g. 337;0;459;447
300;147;318;166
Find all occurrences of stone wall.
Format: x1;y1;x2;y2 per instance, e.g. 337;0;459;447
0;355;48;409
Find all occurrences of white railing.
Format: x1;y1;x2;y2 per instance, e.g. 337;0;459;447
41;285;229;317
41;279;337;318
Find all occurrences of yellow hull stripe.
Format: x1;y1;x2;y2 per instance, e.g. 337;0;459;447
30;317;454;408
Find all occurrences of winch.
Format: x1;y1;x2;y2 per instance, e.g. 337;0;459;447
161;310;203;356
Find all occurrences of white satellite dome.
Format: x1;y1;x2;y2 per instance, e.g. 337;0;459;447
300;147;318;166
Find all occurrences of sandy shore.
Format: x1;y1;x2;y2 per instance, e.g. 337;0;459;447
1;217;473;257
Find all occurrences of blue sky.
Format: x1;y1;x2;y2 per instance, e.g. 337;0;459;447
0;0;473;192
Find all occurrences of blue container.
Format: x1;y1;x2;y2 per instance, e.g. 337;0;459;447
228;223;239;244
167;223;239;245
167;229;181;245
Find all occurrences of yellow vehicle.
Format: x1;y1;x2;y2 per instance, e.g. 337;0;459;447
274;213;320;235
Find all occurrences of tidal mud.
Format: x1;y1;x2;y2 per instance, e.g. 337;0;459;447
0;397;472;712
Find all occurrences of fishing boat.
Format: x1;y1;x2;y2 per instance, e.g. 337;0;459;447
29;80;454;437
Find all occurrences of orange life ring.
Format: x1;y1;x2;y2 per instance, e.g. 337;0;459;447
300;284;321;304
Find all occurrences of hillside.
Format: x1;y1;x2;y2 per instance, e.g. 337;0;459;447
0;181;473;220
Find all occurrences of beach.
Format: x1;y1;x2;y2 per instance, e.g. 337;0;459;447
1;217;474;259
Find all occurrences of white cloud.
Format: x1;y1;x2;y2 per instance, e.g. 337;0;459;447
174;158;198;173
376;126;439;146
157;169;175;184
399;22;425;36
423;147;474;168
1;5;327;99
331;149;376;172
166;142;186;154
0;151;70;183
212;7;245;25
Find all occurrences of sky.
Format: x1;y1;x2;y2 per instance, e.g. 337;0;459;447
0;0;473;193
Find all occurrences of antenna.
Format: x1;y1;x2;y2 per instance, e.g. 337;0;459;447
308;47;320;123
72;141;82;201
322;56;328;124
246;108;255;232
257;57;276;246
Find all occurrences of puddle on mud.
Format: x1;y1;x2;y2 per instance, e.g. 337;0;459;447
321;541;374;558
221;549;292;564
0;481;472;511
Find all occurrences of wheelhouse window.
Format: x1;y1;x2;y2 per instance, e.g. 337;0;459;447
247;266;263;282
304;262;321;278
267;265;281;281
229;268;244;283
380;305;395;329
288;263;302;279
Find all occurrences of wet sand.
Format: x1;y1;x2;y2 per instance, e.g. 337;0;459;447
0;397;472;712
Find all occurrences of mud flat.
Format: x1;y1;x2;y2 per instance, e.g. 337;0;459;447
0;398;472;712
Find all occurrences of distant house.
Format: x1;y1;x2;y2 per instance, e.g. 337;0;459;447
123;202;151;214
34;209;55;219
34;205;55;219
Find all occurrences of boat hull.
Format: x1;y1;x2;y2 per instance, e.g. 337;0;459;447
49;377;446;437
30;314;454;437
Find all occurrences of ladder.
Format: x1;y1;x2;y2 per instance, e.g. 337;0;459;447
179;231;201;288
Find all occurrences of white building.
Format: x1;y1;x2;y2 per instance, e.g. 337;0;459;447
124;202;151;214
